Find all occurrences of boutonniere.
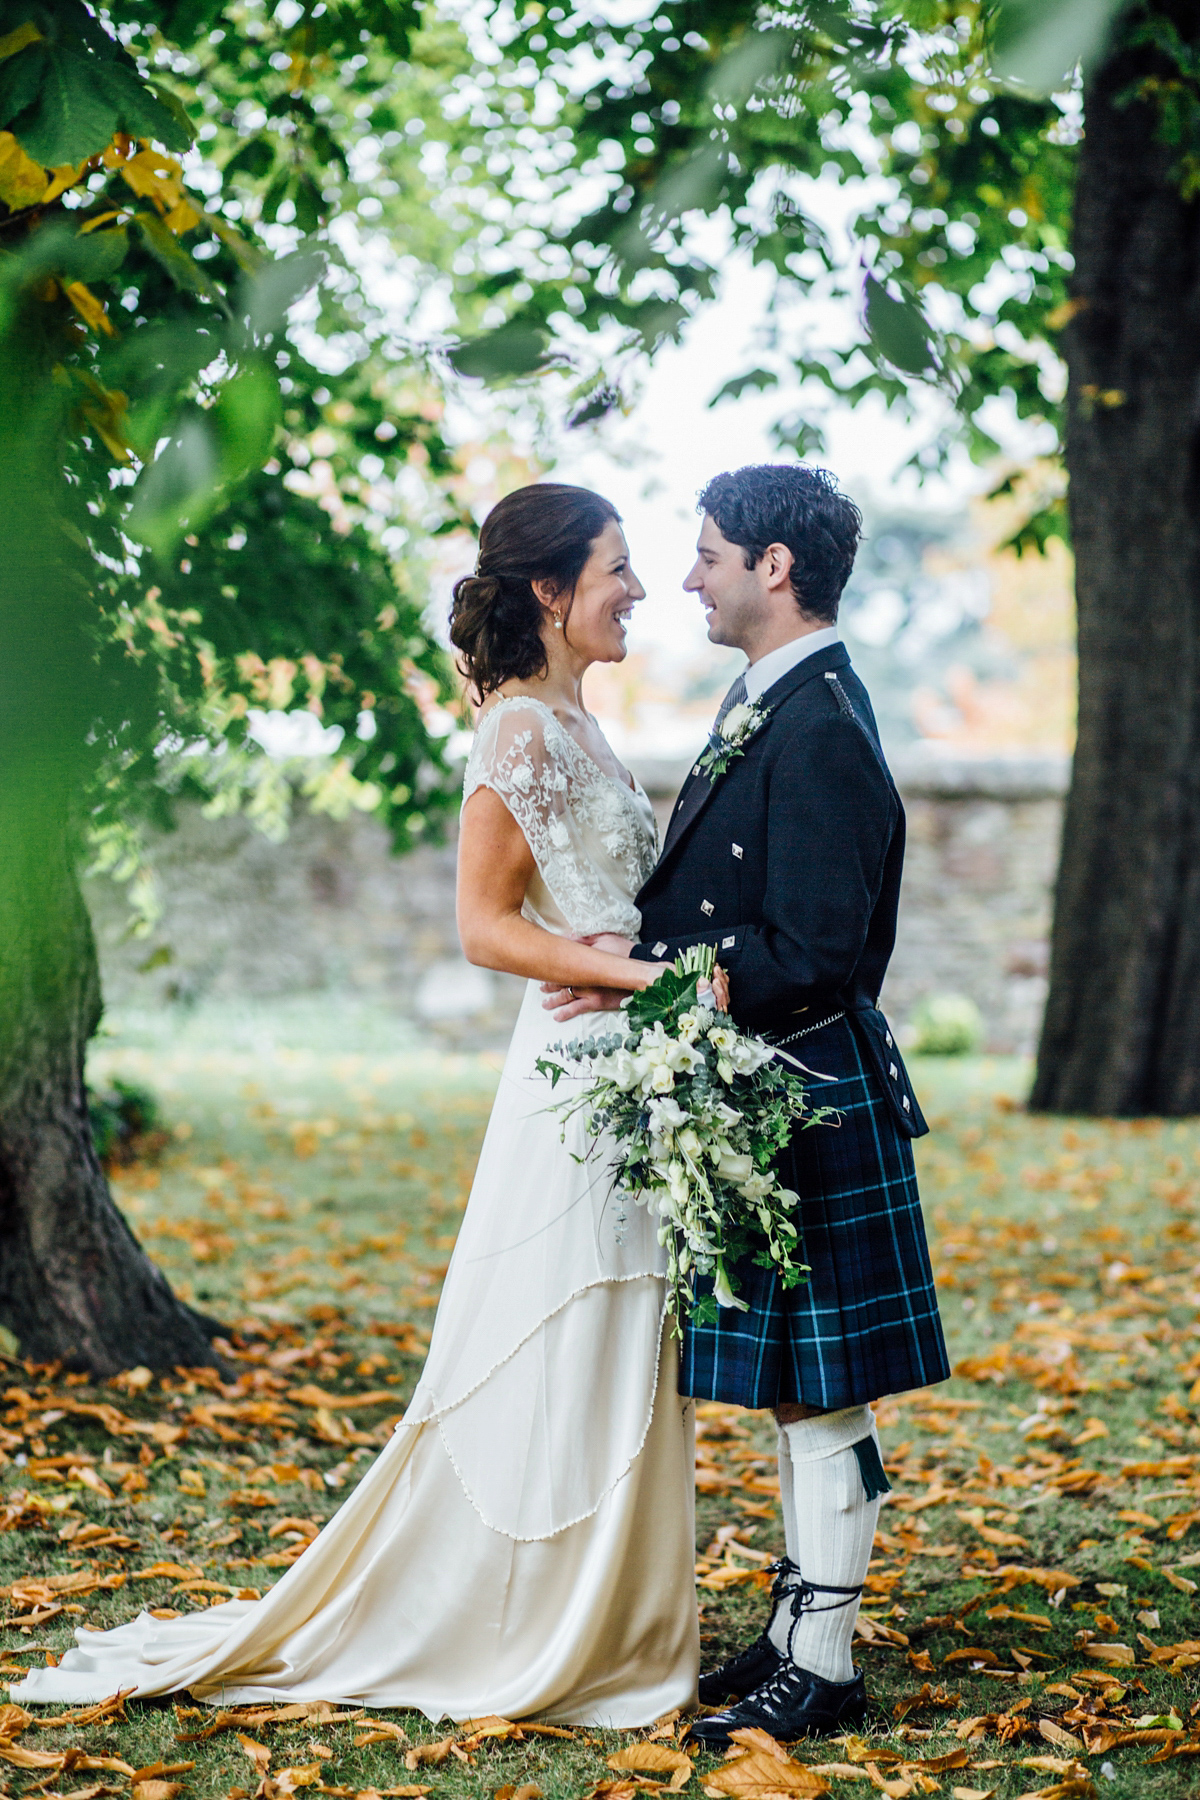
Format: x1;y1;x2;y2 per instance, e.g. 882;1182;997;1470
695;700;773;784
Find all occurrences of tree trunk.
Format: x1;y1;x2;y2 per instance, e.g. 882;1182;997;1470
1031;2;1200;1115
0;291;223;1373
0;804;224;1375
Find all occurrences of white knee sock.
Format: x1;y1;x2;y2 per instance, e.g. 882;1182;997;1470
767;1405;885;1684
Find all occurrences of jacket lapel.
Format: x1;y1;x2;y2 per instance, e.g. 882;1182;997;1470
655;641;852;871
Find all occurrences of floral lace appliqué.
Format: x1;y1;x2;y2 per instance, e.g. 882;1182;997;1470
463;698;658;939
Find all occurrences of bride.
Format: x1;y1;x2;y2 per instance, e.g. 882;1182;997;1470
12;483;700;1726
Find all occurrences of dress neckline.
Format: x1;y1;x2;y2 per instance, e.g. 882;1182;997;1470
479;693;641;798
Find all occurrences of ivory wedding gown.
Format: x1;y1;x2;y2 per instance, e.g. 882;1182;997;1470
13;697;699;1724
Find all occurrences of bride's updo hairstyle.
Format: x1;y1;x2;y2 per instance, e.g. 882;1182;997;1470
450;483;620;700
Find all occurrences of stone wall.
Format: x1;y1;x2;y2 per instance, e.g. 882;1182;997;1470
87;750;1068;1055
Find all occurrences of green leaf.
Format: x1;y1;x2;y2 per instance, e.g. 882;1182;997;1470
863;273;937;376
223;135;276;181
709;368;778;406
128;414;221;556
134;211;223;305
213;360;281;484
9;46;118;165
61;225;128;284
988;0;1126;93
447;322;552;380
145;79;196;149
0;40;43;129
238;249;325;340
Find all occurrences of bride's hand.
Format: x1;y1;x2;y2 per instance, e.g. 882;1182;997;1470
540;983;624;1021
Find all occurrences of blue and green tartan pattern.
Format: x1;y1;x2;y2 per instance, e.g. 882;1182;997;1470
679;1019;950;1410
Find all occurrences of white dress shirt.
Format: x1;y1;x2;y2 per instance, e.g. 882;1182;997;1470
741;625;840;705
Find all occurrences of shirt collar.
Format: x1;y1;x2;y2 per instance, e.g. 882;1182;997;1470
742;625;841;705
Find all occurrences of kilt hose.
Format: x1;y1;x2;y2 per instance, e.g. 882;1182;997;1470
680;1016;950;1410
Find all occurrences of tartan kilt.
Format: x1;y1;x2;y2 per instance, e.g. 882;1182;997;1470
680;1016;950;1410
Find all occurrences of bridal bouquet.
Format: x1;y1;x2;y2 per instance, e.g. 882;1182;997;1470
536;945;832;1325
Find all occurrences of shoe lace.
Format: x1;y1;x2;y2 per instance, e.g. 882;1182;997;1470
765;1556;863;1665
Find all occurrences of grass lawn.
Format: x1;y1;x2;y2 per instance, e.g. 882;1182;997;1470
2;1002;1199;1800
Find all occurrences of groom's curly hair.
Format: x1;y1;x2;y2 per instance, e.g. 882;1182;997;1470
697;464;862;622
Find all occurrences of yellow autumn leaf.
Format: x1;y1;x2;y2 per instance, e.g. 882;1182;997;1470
607;1743;693;1790
118;145;199;230
63;281;115;338
702;1747;830;1798
274;1765;324;1794
43;160;88;204
0;131;47;209
0;21;41;61
236;1735;271;1774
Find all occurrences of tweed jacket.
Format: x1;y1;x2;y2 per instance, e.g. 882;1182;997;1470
630;639;927;1139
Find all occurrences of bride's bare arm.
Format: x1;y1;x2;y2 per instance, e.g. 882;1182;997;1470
456;788;658;992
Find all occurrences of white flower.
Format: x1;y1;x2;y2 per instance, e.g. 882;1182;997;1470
678;1127;703;1160
713;1263;750;1311
609;1048;644;1090
716;1149;754;1182
665;1038;703;1074
677;1010;703;1043
647;1063;675;1094
720;701;754;741
648;1096;687;1135
738;1170;775;1201
717;1057;734;1084
509;763;533;792
707;1026;737;1054
548;816;570;849
667;1161;690;1204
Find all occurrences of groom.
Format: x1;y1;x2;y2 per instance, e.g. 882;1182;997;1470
546;463;949;1742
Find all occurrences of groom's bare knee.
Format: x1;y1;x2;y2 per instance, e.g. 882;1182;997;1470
774;1402;829;1424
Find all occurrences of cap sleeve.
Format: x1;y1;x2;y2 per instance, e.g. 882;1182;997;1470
462;699;578;911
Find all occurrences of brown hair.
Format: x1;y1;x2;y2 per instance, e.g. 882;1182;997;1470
449;483;621;700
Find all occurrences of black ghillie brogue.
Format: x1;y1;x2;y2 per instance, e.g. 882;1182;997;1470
696;1556;798;1706
688;1660;868;1749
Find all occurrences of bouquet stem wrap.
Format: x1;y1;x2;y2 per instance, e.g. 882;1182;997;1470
536;945;835;1327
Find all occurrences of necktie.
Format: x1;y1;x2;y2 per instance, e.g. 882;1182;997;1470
713;672;748;732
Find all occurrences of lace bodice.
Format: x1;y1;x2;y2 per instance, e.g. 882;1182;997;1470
462;696;658;940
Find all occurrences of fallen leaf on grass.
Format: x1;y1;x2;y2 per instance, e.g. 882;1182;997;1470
31;1693;134;1730
269;1764;324;1794
495;1786;544;1800
1011;1783;1096;1800
892;1685;961;1722
131;1781;184;1800
1037;1724;1083;1754
131;1763;196;1781
133;1563;204;1583
352;1721;408;1748
1082;1644;1134;1667
403;1740;455;1770
701;1747;829;1796
237;1735;272;1775
952;1789;995;1800
1020;1760;1090;1779
0;1701;31;1736
608;1743;693;1790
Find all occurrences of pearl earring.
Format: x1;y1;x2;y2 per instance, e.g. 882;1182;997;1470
553;615;563;629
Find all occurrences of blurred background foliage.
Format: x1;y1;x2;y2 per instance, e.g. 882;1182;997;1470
0;0;535;902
